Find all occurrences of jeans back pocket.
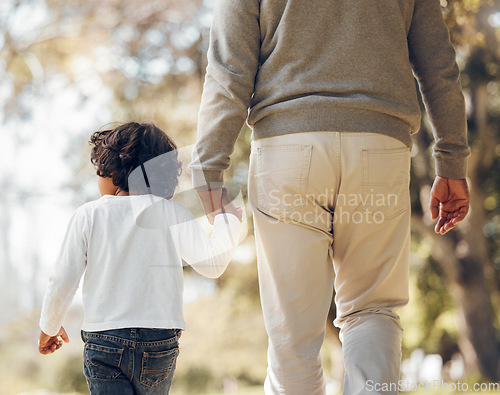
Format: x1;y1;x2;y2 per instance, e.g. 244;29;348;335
140;347;180;388
84;343;124;380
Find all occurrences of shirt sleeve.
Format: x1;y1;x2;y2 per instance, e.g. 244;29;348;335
39;207;88;336
189;0;261;189
176;208;242;278
408;0;470;179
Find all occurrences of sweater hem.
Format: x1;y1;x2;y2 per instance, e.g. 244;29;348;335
251;107;415;148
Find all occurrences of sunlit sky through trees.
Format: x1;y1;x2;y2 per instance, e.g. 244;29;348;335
0;0;219;317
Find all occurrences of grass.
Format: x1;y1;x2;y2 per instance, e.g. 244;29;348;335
194;385;500;395
199;387;264;395
408;392;499;395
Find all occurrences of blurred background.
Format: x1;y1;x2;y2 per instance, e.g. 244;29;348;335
0;0;499;394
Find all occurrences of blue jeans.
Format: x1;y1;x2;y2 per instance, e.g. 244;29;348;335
81;328;181;394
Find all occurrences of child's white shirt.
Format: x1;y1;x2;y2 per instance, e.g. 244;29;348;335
39;194;242;336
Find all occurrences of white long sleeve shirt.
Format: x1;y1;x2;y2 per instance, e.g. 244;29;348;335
39;194;241;336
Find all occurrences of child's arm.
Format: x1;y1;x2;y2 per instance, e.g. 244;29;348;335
38;326;69;355
176;205;242;278
39;208;88;349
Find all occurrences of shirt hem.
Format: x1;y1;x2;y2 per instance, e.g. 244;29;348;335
81;320;187;332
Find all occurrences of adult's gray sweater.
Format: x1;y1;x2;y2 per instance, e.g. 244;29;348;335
191;0;470;187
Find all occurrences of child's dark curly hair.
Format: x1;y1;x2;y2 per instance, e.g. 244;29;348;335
89;122;182;199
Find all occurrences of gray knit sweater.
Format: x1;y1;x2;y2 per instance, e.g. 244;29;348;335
191;0;470;187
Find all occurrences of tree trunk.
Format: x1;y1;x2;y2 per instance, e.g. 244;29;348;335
412;82;499;379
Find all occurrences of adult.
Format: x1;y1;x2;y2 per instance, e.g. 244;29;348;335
191;0;470;393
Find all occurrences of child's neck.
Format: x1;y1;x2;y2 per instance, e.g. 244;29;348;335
115;188;129;196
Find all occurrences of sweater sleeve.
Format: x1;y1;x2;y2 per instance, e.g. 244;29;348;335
190;0;261;189
177;209;242;279
39;208;88;336
408;0;470;179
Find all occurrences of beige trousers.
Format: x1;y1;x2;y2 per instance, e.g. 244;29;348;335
248;132;411;395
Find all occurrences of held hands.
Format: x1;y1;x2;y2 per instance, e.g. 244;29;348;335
196;187;243;224
38;326;69;355
430;176;469;235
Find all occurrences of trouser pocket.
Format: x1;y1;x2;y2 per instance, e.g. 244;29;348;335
84;343;124;380
140;347;180;388
361;147;410;221
254;144;313;220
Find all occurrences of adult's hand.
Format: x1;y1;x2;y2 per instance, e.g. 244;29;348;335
197;187;242;225
429;176;469;235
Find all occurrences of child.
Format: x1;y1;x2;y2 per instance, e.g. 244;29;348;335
38;122;242;394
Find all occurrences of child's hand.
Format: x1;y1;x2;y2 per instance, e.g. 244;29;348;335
38;327;69;355
222;205;243;222
213;204;243;222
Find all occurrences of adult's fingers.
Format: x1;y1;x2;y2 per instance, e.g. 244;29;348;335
434;216;446;234
439;211;464;234
451;209;467;226
429;195;440;220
